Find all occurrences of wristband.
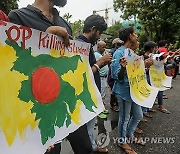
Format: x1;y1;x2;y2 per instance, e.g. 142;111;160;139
94;64;100;71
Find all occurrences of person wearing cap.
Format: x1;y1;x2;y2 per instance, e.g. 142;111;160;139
108;38;123;112
109;38;124;55
8;0;92;154
0;10;9;22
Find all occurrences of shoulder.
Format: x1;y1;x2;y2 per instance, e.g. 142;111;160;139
8;9;21;24
9;6;30;16
114;46;125;58
8;6;32;24
94;51;102;57
94;51;100;55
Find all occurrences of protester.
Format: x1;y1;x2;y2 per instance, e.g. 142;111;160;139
108;38;123;112
9;0;71;47
111;27;143;154
8;0;92;154
157;40;171;114
78;15;112;153
167;44;180;78
109;38;124;55
94;40;109;119
141;41;157;118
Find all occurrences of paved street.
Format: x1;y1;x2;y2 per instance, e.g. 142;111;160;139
61;75;180;154
108;75;180;154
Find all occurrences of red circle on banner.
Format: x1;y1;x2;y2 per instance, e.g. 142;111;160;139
31;67;60;104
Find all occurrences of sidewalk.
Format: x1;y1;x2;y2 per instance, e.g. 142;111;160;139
108;75;180;154
60;76;180;154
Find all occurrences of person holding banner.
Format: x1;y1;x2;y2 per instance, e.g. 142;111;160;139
9;0;71;47
141;41;157;118
111;27;143;154
155;41;171;114
8;0;93;154
78;15;112;153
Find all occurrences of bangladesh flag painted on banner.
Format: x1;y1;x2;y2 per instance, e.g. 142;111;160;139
0;21;104;154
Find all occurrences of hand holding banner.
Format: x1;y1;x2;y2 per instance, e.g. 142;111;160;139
125;49;159;108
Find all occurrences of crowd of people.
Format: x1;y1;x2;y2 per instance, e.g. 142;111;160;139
0;0;180;154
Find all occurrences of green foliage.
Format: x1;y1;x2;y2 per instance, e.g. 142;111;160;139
105;21;123;48
63;13;72;24
0;0;18;14
62;13;84;38
114;0;180;42
71;20;84;38
106;21;123;38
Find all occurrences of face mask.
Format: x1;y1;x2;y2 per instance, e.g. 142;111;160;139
53;0;67;7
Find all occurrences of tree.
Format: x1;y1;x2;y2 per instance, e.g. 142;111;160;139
71;20;84;38
113;0;180;42
106;21;123;38
105;21;123;48
0;0;19;14
63;13;72;24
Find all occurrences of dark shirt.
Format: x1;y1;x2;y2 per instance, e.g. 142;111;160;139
8;5;72;35
109;48;116;56
78;35;101;92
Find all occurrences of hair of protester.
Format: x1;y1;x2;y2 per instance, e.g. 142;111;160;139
118;27;135;43
144;41;157;52
158;40;167;47
83;15;107;33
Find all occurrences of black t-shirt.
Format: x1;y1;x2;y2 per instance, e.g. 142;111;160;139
8;5;72;35
78;35;101;92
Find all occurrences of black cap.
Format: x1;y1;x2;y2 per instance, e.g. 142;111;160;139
53;0;67;7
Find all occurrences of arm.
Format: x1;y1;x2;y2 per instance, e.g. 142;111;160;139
111;50;126;81
118;57;127;80
92;53;112;73
46;26;72;47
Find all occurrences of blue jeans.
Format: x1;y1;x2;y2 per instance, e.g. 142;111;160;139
86;117;97;150
158;91;163;105
142;107;149;113
116;94;143;144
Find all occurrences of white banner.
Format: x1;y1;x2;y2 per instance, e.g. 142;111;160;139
0;21;104;154
126;49;159;108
